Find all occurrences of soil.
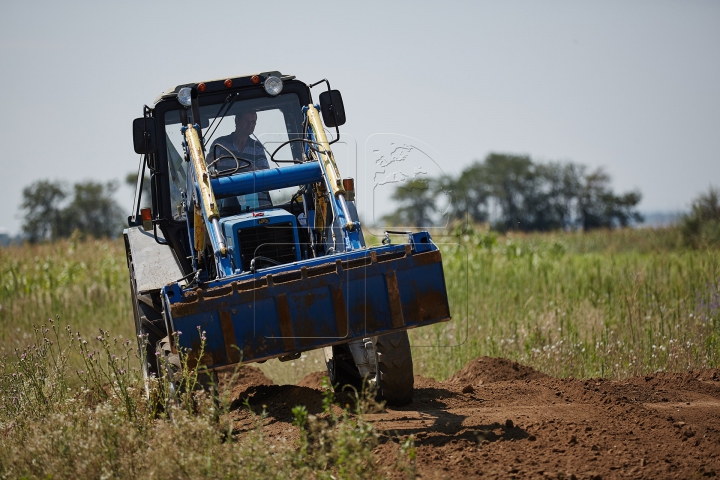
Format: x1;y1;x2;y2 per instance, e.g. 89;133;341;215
225;357;720;479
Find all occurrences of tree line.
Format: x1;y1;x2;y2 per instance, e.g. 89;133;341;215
20;180;125;243
18;174;152;243
19;156;717;245
382;153;643;232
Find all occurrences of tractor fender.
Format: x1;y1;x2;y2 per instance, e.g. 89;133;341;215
123;226;184;294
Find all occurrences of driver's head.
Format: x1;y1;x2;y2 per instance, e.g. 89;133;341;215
234;109;258;138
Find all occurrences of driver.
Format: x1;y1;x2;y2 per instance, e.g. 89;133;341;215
206;108;270;172
206;108;272;214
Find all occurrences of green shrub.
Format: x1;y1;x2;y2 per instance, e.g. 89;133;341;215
681;186;720;249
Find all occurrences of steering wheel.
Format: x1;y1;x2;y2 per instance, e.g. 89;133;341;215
207;144;252;178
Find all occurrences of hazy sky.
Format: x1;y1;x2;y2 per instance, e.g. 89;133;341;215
1;0;718;235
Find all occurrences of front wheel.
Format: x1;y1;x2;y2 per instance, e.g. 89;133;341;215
374;331;414;406
325;331;414;406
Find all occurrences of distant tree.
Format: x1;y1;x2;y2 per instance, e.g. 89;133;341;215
20;180;68;242
380;153;643;232
20;179;124;242
125;172;151;208
482;154;537;231
63;181;125;238
681;186;720;248
440;164;490;223
576;168;642;230
381;178;438;228
537;162;584;230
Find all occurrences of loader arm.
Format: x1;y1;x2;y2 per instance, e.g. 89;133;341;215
182;124;234;277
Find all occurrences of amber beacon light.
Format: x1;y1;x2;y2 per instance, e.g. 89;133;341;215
140;208;152;231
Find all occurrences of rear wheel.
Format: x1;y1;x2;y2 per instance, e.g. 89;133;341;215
325;331;414;406
128;264;166;382
157;335;181;402
157;335;218;413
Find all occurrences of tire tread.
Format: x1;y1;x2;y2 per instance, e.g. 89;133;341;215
375;331;414;406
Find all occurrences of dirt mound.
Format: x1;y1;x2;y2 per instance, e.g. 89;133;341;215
297;371;329;389
225;358;720;478
413;375;439;389
230;384;333;426
218;365;274;398
449;356;547;386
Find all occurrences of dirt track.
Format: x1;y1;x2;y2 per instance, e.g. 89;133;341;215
225;358;720;479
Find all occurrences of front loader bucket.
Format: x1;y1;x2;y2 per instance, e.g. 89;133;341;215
161;236;450;368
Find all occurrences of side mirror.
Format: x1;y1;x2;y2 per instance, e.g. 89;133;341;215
133;117;157;154
319;90;346;127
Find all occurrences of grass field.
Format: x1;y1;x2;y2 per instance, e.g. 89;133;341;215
1;227;718;478
409;227;720;381
1;227;718;382
0;235;133;358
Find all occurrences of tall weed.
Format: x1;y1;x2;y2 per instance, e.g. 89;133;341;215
0;323;403;479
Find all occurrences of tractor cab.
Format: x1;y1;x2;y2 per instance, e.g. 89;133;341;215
130;72;325;276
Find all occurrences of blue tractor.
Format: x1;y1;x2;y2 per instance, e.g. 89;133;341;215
125;72;450;405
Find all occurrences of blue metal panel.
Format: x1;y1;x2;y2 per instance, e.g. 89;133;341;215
162;239;451;368
348;272;392;335
211;162;323;199
285;287;335;335
410;231;434;253
220;209;301;272
396;259;449;323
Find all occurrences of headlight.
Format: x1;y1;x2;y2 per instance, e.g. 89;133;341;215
264;76;283;96
177;87;192;107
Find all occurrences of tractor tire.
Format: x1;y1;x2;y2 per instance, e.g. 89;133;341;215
157;335;182;403
157;335;218;409
326;331;414;406
326;343;364;393
374;331;414;406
